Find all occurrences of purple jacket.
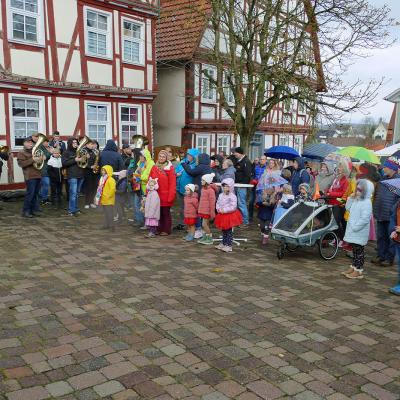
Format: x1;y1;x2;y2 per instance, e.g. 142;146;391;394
145;181;160;220
216;178;238;214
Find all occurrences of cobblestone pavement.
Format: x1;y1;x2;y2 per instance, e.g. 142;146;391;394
1;200;400;400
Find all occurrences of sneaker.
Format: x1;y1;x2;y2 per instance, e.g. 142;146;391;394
113;216;119;222
199;235;213;245
140;226;147;230
183;234;194;242
67;212;75;217
22;212;33;218
194;230;203;239
215;243;225;250
75;211;81;216
389;284;400;296
261;234;269;245
341;265;354;276
90;204;97;209
371;256;383;265
146;232;156;238
342;243;353;252
221;246;233;252
128;218;134;222
345;269;364;279
84;205;90;209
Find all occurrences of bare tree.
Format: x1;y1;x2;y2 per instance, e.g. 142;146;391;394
189;0;394;152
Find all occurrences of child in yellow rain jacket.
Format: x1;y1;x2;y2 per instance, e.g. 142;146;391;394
95;165;116;231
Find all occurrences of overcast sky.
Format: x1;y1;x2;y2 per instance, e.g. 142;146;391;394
344;0;400;124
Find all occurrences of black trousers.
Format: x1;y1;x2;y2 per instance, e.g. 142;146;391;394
50;179;62;207
333;206;346;240
103;205;114;228
84;170;98;206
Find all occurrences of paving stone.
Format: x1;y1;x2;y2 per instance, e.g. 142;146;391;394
0;338;21;349
93;380;125;397
45;381;74;397
247;380;283;399
68;371;106;390
6;386;50;400
160;344;186;357
100;361;137;379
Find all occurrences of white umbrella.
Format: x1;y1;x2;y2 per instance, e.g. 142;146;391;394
375;143;400;157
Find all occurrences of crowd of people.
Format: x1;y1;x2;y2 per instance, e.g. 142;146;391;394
5;132;400;293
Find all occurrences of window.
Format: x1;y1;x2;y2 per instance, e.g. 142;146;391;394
8;0;44;45
279;135;290;146
223;72;234;105
294;135;302;153
10;95;44;148
85;8;112;58
217;135;230;155
196;135;210;154
119;105;142;146
86;103;111;147
122;19;145;65
201;65;217;103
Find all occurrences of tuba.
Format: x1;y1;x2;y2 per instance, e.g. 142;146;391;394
0;145;9;155
131;135;149;150
32;133;48;170
76;136;91;168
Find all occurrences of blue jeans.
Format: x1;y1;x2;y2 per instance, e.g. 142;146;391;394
78;178;84;194
236;187;249;224
39;176;50;201
377;221;395;262
23;178;41;214
68;178;82;214
131;191;144;225
248;187;256;221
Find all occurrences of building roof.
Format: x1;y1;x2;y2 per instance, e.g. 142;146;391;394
157;0;211;61
327;137;365;147
385;88;400;103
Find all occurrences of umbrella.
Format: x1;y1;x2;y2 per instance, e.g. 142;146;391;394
302;143;338;160
375;143;400;157
265;145;299;160
381;178;400;197
257;175;288;190
324;153;352;168
337;146;380;165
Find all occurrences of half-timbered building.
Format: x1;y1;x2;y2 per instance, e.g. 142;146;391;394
153;0;325;160
0;0;159;189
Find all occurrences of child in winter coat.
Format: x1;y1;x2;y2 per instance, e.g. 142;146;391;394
273;184;295;224
341;179;373;280
197;173;216;245
47;148;63;209
144;177;160;238
96;165;116;231
183;184;199;242
214;178;243;252
256;187;277;244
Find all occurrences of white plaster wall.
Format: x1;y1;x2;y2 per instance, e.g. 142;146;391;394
88;62;113;86
146;20;152;61
56;97;79;135
13;158;24;184
11;50;45;79
153;67;185;147
47;97;53;133
114;11;120;57
53;0;77;44
0;94;6;134
123;68;144;89
0;4;3;30
66;50;82;83
0;39;4;69
147;64;153;90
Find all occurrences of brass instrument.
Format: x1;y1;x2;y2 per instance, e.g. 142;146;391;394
131;135;149;150
92;149;100;174
32;133;48;170
76;135;91;168
0;145;9;154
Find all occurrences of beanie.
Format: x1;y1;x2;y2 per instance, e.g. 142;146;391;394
234;147;244;154
383;151;400;172
202;173;215;184
185;184;195;192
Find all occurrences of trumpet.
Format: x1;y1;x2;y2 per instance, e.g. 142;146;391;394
32;133;49;170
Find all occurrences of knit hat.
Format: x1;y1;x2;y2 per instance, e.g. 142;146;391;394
202;173;215;184
383;151;400;171
234;147;244;154
185;184;195;192
158;149;169;160
299;183;311;193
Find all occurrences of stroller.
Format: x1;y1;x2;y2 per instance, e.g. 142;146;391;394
270;200;339;260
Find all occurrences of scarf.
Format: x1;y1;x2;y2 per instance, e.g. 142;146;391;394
94;175;108;206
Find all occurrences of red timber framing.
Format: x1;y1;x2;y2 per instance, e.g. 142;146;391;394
0;0;158;188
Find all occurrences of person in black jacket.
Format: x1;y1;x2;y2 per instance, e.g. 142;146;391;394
99;140;124;172
233;147;252;226
83;140;100;209
121;144;133;169
62;137;85;216
181;153;213;191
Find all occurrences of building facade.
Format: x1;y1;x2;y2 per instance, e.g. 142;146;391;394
385;89;400;145
0;0;159;189
153;0;325;160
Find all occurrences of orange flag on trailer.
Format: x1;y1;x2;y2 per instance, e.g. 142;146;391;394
313;181;321;200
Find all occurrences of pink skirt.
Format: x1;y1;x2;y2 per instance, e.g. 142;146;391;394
145;218;159;227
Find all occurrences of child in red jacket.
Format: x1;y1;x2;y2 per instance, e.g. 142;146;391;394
183;184;199;242
198;173;216;245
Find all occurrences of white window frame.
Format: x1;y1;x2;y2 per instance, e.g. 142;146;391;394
195;134;211;154
216;134;231;155
9;93;45;150
222;71;235;106
201;64;217;104
84;6;113;59
7;0;45;46
121;18;145;66
85;101;112;148
119;104;143;147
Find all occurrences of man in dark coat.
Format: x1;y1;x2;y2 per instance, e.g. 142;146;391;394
372;154;400;266
121;144;133;169
181;153;212;190
233;147;252;226
48;131;66;154
99;140;124;172
291;157;310;196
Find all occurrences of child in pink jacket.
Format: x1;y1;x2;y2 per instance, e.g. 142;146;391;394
183;184;199;242
144;178;160;238
215;178;243;252
198;173;216;245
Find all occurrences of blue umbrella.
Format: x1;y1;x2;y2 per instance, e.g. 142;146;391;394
302;143;338;161
381;178;400;197
265;145;300;160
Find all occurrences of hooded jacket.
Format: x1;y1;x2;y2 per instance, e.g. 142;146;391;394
61;138;84;179
291;157;311;196
149;161;176;207
184;192;199;219
99;140;124;172
181;153;213;190
145;179;160;220
344;179;374;246
100;165;116;206
216;178;238;214
373;172;400;221
175;148;200;194
141;149;155;194
316;163;335;193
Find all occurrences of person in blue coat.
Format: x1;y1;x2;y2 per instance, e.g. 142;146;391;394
389;199;400;295
175;148;199;229
181;153;213;190
291;157;310;196
341;179;374;280
99;140;124;173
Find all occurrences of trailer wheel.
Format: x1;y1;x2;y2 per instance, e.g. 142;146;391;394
319;231;339;260
286;244;298;252
277;245;285;259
